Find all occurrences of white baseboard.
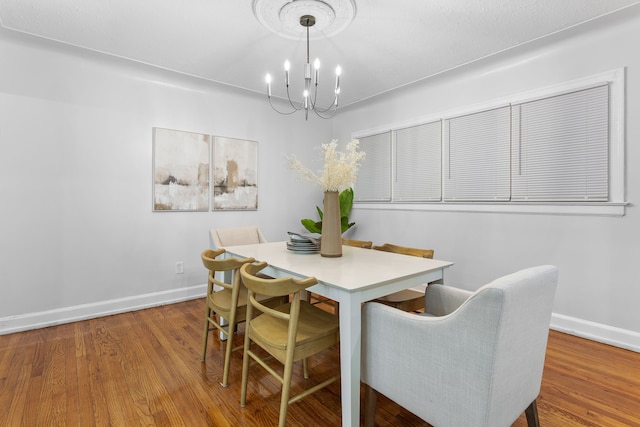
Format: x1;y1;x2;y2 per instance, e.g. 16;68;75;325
2;291;638;354
0;284;207;335
551;313;640;353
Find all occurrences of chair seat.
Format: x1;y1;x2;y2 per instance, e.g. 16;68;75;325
375;289;423;303
210;285;275;310
371;243;435;312
210;287;284;320
250;301;339;351
374;289;424;312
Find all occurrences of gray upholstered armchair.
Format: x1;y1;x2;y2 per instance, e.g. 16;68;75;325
361;265;558;427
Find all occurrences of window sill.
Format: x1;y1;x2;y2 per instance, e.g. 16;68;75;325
353;202;628;217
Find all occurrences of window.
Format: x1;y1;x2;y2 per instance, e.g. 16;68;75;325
443;106;511;201
395;121;442;201
511;84;609;201
355;122;442;202
352;69;625;216
355;132;391;202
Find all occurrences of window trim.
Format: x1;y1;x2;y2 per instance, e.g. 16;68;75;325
353;201;627;217
351;68;627;217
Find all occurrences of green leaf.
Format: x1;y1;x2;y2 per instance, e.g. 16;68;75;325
300;187;356;235
301;218;322;234
339;187;354;218
340;216;355;233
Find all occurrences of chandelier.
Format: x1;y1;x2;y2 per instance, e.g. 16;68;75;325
264;14;341;120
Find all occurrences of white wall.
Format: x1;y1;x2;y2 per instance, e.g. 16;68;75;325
2;9;638;352
333;9;640;351
0;29;331;332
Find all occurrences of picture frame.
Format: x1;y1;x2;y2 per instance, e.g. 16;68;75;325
152;127;210;211
212;136;258;210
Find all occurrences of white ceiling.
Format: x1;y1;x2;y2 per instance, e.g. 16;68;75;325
1;0;639;107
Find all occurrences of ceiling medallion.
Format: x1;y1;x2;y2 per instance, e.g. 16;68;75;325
253;0;357;40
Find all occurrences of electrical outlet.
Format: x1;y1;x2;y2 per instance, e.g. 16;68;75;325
175;261;184;274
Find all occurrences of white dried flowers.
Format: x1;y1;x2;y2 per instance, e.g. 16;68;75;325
288;139;366;192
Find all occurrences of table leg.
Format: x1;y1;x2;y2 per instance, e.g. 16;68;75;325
339;294;361;427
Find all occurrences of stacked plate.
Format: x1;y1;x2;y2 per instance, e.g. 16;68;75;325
286;232;320;254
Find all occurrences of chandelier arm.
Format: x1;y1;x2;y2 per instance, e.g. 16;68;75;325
309;94;338;113
312;104;338;119
286;86;304;111
307;88;323;111
267;96;300;115
307;67;338;113
311;83;319;108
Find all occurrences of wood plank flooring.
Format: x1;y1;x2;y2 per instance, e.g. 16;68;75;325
0;298;638;426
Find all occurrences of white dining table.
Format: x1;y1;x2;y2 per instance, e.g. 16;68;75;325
223;241;453;427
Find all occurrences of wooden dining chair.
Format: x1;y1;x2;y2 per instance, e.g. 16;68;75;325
239;262;340;427
371;243;435;312
200;248;283;387
210;225;274;279
209;225;268;249
307;238;374;314
342;237;374;249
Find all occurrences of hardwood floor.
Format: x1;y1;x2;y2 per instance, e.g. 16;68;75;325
1;298;638;426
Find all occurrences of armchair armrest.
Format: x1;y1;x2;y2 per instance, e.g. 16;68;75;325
424;284;473;316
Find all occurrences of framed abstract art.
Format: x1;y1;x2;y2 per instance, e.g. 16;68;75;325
152;128;210;211
212;136;258;210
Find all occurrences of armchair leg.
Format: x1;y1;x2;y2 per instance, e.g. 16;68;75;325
363;384;377;427
525;399;540;427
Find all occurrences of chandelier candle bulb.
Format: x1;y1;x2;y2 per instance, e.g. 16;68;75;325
265;73;272;97
284;60;290;86
314;58;320;84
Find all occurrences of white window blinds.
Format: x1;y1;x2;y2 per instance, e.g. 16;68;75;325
355;131;391;201
443;106;511;201
394;121;442;201
511;84;609;201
